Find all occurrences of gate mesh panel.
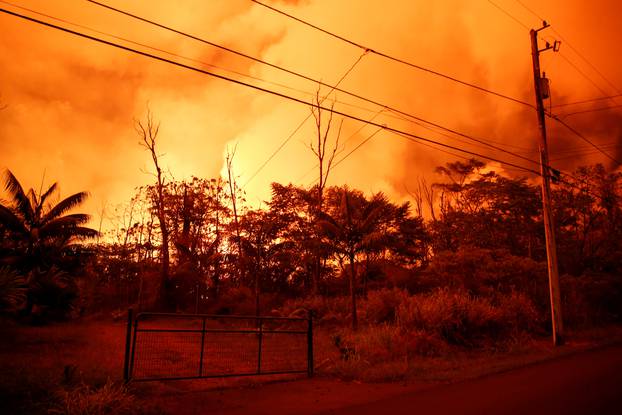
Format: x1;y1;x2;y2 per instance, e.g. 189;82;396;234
201;332;258;376
133;331;201;379
260;332;307;372
130;314;309;380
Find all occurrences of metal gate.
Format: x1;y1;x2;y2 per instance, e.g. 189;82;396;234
123;309;313;382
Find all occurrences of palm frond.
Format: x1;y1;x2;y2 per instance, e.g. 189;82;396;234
39;214;91;235
64;226;99;240
40;222;98;240
37;182;58;217
0;205;28;235
0;267;27;312
39;182;58;204
55;213;91;226
317;219;340;238
42;191;90;223
27;188;39;213
3;170;33;223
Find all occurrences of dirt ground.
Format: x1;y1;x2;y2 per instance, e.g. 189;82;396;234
136;377;430;415
134;327;622;415
2;318;621;414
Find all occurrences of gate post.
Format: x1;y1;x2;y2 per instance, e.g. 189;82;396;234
123;308;133;383
199;317;206;376
257;319;264;374
307;310;314;377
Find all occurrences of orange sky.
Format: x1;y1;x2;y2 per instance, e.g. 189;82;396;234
1;0;621;226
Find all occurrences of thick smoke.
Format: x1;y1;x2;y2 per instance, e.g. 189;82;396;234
0;0;620;223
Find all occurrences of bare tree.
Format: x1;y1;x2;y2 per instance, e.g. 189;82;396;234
136;110;171;310
404;183;423;218
406;177;436;221
420;177;436;221
225;146;244;279
309;88;342;294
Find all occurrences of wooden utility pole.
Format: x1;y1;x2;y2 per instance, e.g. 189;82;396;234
530;23;564;345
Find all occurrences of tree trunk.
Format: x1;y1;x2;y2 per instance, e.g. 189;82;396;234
156;184;171;310
226;150;244;285
136;111;171;311
348;250;357;330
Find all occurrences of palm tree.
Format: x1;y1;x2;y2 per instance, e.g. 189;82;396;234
0;170;98;271
319;188;385;330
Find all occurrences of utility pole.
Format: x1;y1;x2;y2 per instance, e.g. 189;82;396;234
530;22;564;346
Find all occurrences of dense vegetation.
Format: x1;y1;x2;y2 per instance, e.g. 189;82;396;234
1;160;621;353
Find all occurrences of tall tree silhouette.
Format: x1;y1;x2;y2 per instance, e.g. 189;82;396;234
319;187;384;330
309;89;342;295
136;110;171;310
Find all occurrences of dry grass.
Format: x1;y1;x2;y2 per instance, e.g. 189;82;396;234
49;380;137;415
0;318;128;414
2;313;620;413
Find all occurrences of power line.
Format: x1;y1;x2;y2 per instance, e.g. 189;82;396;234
296;109;386;183
87;0;537;171
0;6;610;212
85;0;537;167
552;93;622;108
0;0;327;102
514;0;542;20
514;0;622;100
243;51;368;187
308;128;500;188
4;3;549;193
389;109;541;167
0;6;543;178
558;104;622;118
551;148;622;162
307;126;387;187
8;0;464;137
544;60;621;164
329;127;385;171
487;0;529;30
557;53;614;101
7;2;606;198
485;2;620;208
553;142;620;155
549;115;622;165
250;0;535;109
485;1;622;166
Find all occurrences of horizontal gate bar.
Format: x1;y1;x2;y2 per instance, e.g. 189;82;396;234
136;312;308;322
131;369;307;382
135;328;307;335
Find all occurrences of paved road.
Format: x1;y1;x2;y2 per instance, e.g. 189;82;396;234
320;344;622;415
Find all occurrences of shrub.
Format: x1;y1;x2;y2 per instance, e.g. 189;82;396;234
396;288;537;347
27;268;78;323
494;290;542;335
282;295;350;325
328;325;449;381
362;288;409;324
561;273;622;328
329;325;410;381
429;247;548;300
209;285;256;315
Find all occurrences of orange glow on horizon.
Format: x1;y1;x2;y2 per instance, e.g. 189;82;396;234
1;0;621;225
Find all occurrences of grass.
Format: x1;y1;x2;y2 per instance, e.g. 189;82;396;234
315;324;622;383
2;314;621;414
49;380;137;415
0;318;131;414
